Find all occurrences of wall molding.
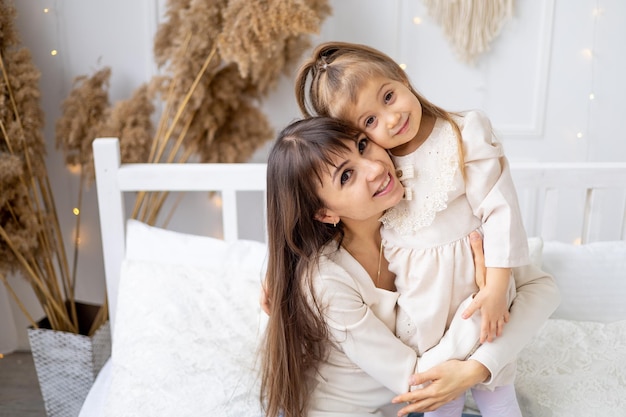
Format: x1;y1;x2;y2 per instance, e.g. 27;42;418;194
498;0;555;139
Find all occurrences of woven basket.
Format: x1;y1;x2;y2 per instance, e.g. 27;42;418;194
27;302;111;417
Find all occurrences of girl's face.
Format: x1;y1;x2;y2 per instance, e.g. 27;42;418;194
316;135;404;224
344;76;422;153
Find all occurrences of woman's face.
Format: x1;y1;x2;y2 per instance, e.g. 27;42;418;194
316;135;404;224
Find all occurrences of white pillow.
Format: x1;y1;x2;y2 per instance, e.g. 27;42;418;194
104;224;268;417
542;240;626;322
516;318;626;416
125;219;266;268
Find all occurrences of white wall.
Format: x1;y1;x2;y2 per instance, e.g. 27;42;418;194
2;0;625;351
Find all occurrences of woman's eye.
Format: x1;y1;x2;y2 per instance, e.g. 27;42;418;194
357;137;368;154
384;91;393;103
364;116;375;128
340;170;352;185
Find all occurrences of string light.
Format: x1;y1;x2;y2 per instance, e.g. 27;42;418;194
399;63;407;70
413;16;422;25
67;163;82;175
212;194;223;209
44;6;58;57
576;3;600;143
73;208;80;216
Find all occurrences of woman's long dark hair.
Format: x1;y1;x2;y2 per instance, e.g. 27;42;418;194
260;117;362;417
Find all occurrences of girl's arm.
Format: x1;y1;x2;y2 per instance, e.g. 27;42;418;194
466;263;560;386
461;110;530;341
466;266;511;342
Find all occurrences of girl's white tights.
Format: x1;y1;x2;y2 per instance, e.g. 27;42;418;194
425;384;522;417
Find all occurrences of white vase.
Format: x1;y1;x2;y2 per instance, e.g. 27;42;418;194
27;302;111;417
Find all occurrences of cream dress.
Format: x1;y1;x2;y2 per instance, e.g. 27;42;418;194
305;237;559;416
380;110;529;387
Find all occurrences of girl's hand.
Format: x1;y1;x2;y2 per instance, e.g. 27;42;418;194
391;360;490;416
464;232;510;342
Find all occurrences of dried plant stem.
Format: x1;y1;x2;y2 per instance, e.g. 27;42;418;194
160;193;186;229
153;43;217;164
88;296;108;337
71;170;85;292
132;42;218;225
0;225;76;331
0;274;38;328
0;50;78;331
148;31;192;163
165;112;194;164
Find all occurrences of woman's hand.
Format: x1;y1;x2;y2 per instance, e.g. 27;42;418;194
392;360;490;416
468;231;486;290
461;230;487;322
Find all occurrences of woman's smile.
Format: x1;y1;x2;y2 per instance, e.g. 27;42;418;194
374;172;393;197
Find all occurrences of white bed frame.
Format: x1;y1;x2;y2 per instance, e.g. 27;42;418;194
93;138;626;331
93;138;267;330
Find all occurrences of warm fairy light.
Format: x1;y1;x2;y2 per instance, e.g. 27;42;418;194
72;208;80;216
51;49;58;56
67;163;82;175
43;8;49;13
572;237;582;245
212;194;223;209
399;63;407;70
581;48;593;59
413;16;422;25
589;93;595;100
576;132;584;139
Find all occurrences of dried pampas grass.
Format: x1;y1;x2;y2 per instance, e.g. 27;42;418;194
1;0;106;334
57;0;330;226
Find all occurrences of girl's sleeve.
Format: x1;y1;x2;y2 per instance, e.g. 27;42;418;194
461;110;529;267
468;263;561;386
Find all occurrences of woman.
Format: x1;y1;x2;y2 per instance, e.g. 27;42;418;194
259;117;559;417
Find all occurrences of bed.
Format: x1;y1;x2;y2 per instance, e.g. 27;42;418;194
79;137;626;417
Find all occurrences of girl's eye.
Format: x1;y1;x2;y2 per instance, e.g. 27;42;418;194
357;137;368;154
384;91;393;103
340;170;353;185
364;116;375;128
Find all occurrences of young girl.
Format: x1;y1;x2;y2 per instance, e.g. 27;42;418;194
259;116;559;417
295;42;531;417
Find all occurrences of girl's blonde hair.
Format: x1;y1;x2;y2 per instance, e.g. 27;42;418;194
295;41;465;174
